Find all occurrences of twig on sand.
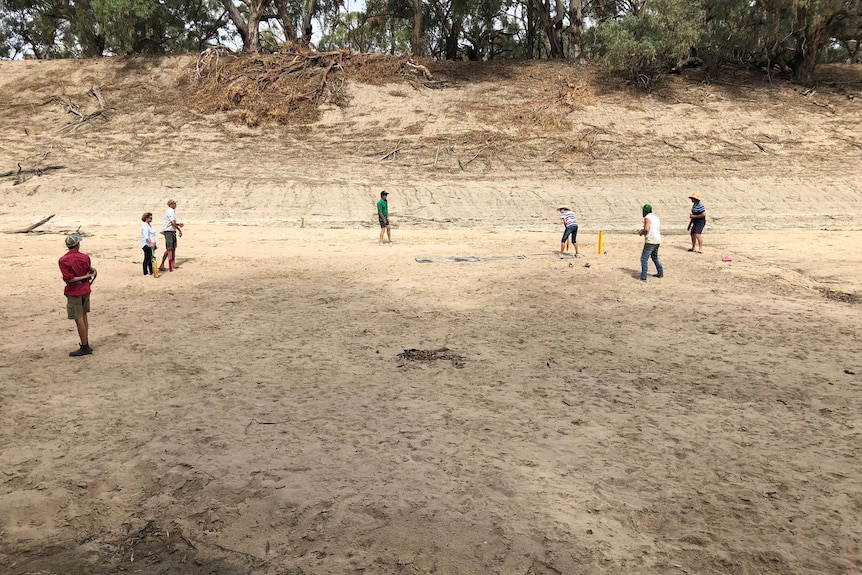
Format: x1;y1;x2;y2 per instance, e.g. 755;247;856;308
244;419;289;434
459;146;487;170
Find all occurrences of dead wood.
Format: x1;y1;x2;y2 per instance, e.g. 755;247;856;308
380;139;402;161
45;96;83;117
459;146;488;169
0;164;65;180
405;61;433;80
89;86;106;109
58;109;108;133
753;141;769;153
663;139;683;150
6;214;54;234
811;100;836;114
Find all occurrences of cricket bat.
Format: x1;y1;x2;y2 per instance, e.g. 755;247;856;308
153;250;160;278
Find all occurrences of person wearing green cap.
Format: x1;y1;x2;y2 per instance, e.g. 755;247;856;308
638;204;663;281
59;234;96;356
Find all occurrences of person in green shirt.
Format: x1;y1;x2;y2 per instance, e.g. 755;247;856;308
377;190;392;245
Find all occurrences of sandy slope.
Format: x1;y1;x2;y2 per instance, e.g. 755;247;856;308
1;56;861;574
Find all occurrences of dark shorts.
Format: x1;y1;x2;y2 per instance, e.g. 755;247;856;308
164;230;178;249
691;218;706;234
379;219;389;228
67;293;90;320
561;225;578;244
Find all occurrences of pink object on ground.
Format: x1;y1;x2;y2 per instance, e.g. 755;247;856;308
722;257;732;262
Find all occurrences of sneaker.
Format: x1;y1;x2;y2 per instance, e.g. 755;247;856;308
573;254;583;258
69;344;93;357
654;274;663;278
558;254;565;259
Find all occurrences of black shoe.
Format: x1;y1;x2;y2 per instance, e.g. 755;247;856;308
69;344;93;357
654;274;664;278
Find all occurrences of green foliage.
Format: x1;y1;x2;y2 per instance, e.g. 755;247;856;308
596;0;705;86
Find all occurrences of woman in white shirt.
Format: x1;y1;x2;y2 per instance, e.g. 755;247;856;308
140;212;157;276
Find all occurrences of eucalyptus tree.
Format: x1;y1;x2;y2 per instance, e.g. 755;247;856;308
0;0;104;57
594;0;704;85
699;0;862;84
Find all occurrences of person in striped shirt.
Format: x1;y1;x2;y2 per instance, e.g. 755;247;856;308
558;205;580;259
687;193;706;253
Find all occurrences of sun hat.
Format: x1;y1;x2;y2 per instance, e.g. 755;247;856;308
688;193;700;200
558;205;570;211
65;234;81;248
642;203;653;212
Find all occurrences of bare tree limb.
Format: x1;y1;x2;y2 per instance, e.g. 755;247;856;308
380;139;402;161
5;214;55;234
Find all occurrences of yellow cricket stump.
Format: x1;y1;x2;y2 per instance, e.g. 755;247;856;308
598;231;603;254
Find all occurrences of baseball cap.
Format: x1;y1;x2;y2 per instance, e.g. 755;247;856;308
65;234;81;248
381;190;388;197
642;203;653;212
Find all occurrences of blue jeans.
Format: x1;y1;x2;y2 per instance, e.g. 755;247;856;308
640;243;663;280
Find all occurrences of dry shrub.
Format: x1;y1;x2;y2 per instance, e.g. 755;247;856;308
184;49;428;126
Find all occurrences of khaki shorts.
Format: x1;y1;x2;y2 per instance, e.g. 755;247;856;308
164;230;178;249
67;294;90;320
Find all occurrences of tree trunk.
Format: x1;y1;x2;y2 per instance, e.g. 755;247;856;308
222;0;249;49
568;0;583;62
300;0;316;45
221;0;272;53
274;0;298;43
411;0;424;56
530;0;564;58
789;31;822;86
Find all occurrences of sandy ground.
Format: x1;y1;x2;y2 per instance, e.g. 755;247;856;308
1;56;862;574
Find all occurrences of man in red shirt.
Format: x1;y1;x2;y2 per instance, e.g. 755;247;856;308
58;234;96;356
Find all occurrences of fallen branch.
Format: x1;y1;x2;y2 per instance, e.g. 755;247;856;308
811;100;836;114
459;146;488;169
45;96;82;117
0;164;65;180
405;61;433;80
58;109;108;133
380;139;402;161
663;139;683;150
90;86;106;109
753;142;769;153
6;214;54;234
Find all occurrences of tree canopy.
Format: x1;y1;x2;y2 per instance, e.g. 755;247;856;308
1;0;860;85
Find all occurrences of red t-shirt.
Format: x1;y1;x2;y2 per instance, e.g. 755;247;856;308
59;250;92;297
